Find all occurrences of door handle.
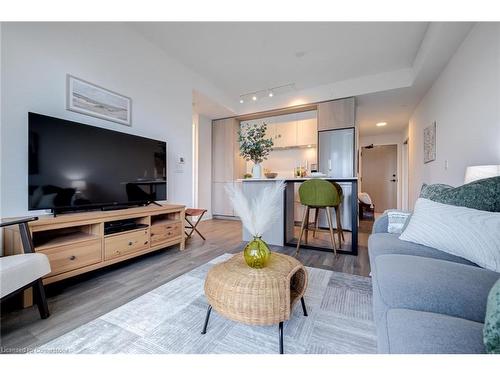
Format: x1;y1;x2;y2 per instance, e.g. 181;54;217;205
390;179;397;182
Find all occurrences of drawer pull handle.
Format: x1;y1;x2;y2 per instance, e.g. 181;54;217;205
69;255;76;260
128;241;133;246
144;241;148;245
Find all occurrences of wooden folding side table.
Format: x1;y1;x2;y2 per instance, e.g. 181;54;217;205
184;208;207;240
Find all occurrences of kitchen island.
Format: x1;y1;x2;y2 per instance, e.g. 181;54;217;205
240;177;358;255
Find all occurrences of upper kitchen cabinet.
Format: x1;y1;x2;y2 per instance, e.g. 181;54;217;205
274;121;297;148
318;97;355;131
212;118;245;182
296;118;317;146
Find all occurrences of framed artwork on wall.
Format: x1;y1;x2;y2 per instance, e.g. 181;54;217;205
424;121;436;163
66;74;132;126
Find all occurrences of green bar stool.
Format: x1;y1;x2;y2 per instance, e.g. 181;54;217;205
295;179;342;257
313;181;345;246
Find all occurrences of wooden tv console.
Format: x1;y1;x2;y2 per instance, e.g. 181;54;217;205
2;204;185;306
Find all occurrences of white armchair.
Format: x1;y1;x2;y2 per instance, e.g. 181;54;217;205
0;217;51;319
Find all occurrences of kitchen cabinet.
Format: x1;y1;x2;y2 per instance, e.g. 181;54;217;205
296;118;317;146
265;118;318;149
274;121;297;148
212;118;245;216
265;123;277;144
212;182;234;216
318;97;355;131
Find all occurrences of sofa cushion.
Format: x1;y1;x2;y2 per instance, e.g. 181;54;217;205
399;198;500;272
385;309;485;354
368;232;476;274
420;175;500;212
0;253;51;298
484;278;500;353
373;254;499;324
386;210;411;234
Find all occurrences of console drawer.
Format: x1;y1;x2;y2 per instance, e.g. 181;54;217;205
40;239;102;277
150;222;182;245
104;229;149;260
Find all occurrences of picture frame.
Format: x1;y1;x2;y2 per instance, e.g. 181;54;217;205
66;74;132;126
423;121;436;163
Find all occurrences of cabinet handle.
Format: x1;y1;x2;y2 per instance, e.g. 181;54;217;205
69;255;76;260
128;241;133;246
144;241;148;245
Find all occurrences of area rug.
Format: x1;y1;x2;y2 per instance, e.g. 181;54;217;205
38;254;376;354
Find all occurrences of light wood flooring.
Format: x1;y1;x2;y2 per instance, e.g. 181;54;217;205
0;218;371;351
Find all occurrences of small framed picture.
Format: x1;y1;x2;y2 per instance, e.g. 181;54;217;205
67;75;132;126
424;121;436;163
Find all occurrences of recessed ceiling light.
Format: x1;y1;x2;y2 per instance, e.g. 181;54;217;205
268;91;273;97
239;99;244;104
376;122;387;127
252;95;257;101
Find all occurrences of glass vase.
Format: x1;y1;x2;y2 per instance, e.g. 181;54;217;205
243;236;271;268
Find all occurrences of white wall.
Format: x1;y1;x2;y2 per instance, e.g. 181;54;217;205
197;114;212;219
0;22;230;217
359;132;406;209
408;23;500;207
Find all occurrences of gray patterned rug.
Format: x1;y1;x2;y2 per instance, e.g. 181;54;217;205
38;254;376;354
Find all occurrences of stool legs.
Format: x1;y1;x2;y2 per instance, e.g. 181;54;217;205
335;206;344;247
304;207;310;244
295;206;309;257
201;305;212;334
279;321;284;354
325;207;337;256
313;208;320;238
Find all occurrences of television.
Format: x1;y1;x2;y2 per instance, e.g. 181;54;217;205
28;112;167;212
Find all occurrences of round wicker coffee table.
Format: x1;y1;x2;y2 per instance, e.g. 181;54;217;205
201;252;308;354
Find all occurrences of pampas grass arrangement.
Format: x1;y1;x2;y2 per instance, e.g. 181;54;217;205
225;181;285;268
225;181;285;237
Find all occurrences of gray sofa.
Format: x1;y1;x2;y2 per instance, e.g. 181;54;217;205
369;214;500;354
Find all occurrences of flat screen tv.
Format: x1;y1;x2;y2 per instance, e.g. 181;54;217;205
28;112;167;212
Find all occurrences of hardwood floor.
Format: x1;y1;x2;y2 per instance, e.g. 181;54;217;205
0;218;371;351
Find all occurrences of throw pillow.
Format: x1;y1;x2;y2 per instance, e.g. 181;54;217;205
484;278;500;354
399;198;500;272
386;210;411;234
419;176;500;212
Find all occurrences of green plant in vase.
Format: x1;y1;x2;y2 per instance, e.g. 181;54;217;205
238;123;273;179
225;181;285;268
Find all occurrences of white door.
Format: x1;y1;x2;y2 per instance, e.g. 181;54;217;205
361;144;398;213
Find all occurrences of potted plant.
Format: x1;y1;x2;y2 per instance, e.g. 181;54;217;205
238;123;273;179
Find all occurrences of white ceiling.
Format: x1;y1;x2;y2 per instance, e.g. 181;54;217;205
129;22;473;136
356;87;420;136
130;22;428;97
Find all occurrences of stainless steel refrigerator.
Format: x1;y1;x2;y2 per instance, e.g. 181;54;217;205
317;127;355;230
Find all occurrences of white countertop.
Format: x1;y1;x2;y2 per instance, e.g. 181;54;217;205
238;177;358;182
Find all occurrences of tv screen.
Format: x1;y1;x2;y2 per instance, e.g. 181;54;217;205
28;112;167;211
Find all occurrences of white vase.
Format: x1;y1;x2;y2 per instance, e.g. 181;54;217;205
252;163;262;178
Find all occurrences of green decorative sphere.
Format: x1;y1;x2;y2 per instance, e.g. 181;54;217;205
243;236;271;268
